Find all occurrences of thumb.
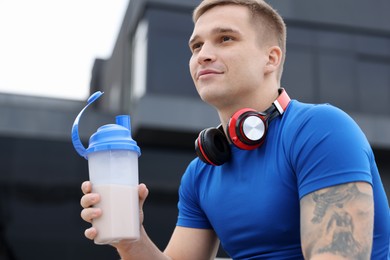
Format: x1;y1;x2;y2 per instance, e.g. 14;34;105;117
138;183;149;210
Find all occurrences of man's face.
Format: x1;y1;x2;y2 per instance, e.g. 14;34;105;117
189;4;269;109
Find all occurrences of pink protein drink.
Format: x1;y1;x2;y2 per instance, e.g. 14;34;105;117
72;91;141;245
93;185;139;244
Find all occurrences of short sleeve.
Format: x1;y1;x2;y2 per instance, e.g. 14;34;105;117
176;159;212;229
289;104;373;199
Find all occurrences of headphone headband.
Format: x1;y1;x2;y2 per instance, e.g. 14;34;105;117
267;88;290;122
273;88;290;115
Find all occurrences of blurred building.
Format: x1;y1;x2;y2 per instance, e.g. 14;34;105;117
0;0;389;259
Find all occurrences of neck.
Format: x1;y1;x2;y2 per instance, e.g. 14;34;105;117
217;86;280;133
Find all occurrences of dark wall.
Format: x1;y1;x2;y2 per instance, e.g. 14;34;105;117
0;136;108;259
0;134;209;259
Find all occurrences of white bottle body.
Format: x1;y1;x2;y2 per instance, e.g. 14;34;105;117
88;149;140;244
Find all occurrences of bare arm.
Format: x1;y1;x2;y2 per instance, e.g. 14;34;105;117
114;226;219;260
300;182;374;260
164;226;219;260
80;181;219;260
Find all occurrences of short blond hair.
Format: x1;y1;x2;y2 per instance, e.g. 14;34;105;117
193;0;287;80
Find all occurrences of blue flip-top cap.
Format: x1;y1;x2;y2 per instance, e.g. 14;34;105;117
71;91;140;159
86;115;141;156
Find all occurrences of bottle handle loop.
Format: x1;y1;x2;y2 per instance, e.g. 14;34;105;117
71;91;104;159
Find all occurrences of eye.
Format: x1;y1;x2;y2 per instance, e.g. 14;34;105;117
221;35;233;42
191;42;202;52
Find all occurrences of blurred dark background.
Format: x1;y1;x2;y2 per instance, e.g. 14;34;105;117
1;0;390;259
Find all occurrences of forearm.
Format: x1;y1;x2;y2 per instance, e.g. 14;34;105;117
115;226;172;260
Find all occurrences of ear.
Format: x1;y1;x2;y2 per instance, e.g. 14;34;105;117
264;46;282;75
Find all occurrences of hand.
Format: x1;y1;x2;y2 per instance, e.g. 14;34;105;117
80;181;149;241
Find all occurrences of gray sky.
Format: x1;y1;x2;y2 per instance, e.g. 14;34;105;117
0;0;129;100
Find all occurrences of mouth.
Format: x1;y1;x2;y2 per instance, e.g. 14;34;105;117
196;69;223;80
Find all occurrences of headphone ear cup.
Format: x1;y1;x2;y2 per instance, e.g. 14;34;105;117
227;109;266;150
195;127;231;166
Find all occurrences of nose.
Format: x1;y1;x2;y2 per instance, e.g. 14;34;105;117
197;42;216;64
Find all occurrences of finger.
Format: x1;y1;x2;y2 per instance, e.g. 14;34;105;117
84;227;97;240
81;181;92;194
81;207;102;223
80;193;100;208
138;183;149;210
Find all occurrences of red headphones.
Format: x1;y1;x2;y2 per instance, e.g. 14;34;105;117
195;88;291;166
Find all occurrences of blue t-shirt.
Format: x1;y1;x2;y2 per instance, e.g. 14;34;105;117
177;100;390;259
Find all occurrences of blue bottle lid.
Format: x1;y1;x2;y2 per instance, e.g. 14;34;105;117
71;91;141;159
87;116;141;156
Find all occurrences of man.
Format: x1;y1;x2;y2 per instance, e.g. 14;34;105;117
80;0;390;259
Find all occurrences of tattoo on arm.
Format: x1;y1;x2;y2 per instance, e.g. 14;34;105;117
307;183;372;259
311;183;358;224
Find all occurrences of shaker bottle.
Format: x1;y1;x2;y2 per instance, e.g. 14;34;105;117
71;91;141;244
